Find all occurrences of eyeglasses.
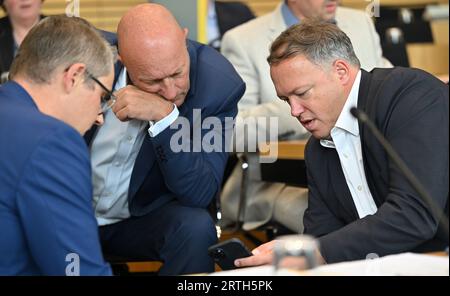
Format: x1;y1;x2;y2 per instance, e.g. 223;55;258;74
87;72;116;114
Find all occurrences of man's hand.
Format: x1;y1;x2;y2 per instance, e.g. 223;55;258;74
234;240;325;269
234;240;277;268
112;85;173;122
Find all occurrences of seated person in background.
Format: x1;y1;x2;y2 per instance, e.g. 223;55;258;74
235;21;449;268
86;3;245;275
0;16;114;275
207;0;255;50
220;0;393;234
0;0;44;83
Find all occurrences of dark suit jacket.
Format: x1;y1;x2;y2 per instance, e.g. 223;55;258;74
0;82;111;275
215;1;255;37
303;67;449;263
86;39;245;216
0;16;15;76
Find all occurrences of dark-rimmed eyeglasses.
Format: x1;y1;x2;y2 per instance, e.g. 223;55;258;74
87;72;116;114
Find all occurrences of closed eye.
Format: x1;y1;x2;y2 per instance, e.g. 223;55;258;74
295;87;311;98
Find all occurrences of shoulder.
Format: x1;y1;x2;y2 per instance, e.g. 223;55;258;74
370;67;445;91
364;67;448;121
0;16;12;35
0;16;10;27
336;6;369;20
3;102;87;165
215;1;254;16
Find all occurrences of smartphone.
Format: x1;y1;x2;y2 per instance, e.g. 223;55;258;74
208;238;252;270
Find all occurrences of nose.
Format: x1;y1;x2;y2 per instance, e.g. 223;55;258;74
159;78;177;101
289;98;305;118
95;113;104;126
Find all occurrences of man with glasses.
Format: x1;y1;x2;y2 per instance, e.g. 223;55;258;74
86;3;245;275
0;16;114;275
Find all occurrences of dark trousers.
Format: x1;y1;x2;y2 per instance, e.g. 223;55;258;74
99;201;217;275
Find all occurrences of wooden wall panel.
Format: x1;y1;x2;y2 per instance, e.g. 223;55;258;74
1;0;146;32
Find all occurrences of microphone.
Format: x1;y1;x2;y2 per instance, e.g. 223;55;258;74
350;107;449;239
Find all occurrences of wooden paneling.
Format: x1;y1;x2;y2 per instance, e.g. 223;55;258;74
407;43;449;75
407;19;448;75
1;0;146;32
225;0;449;16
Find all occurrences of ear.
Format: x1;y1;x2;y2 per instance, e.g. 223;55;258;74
332;59;351;86
183;27;189;39
62;63;87;93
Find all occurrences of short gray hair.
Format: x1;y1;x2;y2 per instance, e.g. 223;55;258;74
10;15;115;84
267;20;360;68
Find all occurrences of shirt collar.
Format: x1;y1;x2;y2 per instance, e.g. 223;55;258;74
281;2;338;28
334;70;362;137
281;2;300;27
320;70;362;148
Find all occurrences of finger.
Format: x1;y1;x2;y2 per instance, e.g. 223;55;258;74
234;252;273;268
252;240;277;255
114;105;131;122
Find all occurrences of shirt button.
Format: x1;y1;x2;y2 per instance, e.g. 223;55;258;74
357;185;363;191
343;154;348;158
127;136;133;142
114;161;120;166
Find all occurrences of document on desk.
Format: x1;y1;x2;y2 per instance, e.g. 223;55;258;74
310;253;449;276
210;253;449;276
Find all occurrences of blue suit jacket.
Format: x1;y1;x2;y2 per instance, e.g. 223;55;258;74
86;40;245;216
0;82;111;275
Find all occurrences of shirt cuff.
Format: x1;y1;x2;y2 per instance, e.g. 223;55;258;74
147;104;179;137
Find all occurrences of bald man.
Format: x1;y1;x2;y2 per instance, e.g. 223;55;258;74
85;4;245;275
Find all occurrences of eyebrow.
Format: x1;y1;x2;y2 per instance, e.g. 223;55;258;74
145;65;185;82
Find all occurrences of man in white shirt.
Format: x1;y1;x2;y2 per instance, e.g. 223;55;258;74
234;21;448;268
220;0;392;233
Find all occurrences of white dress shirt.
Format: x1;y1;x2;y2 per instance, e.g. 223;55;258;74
320;71;378;218
91;68;179;226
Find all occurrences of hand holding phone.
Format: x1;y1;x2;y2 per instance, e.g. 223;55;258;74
208;238;252;270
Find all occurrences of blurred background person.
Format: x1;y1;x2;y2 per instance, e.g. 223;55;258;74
207;0;255;50
0;0;44;83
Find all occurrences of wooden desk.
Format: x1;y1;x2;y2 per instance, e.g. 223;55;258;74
260;140;308;160
427;251;449;257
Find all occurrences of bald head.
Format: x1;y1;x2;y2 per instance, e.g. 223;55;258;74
118;4;186;66
117;3;191;106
